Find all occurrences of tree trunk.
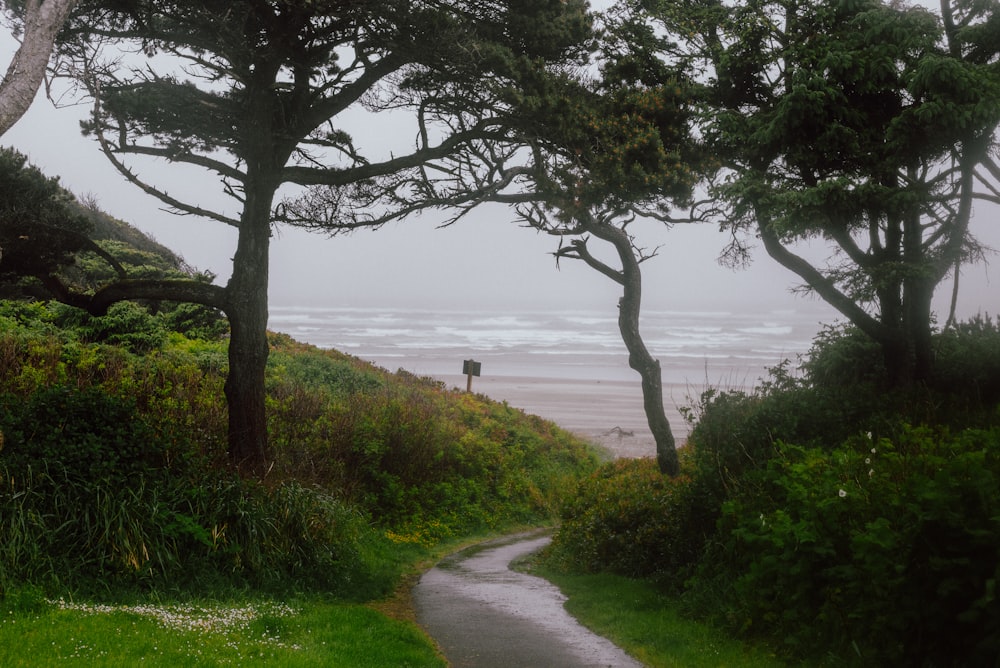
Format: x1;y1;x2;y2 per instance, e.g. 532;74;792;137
0;0;79;136
584;223;680;476
224;180;273;476
879;330;913;387
621;302;679;476
905;278;935;383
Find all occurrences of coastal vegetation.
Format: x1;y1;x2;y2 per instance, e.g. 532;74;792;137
0;204;602;662
35;0;593;474
0;296;599;596
1;0;998;665
542;319;1000;665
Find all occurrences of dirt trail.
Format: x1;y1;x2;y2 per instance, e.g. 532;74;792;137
413;531;643;668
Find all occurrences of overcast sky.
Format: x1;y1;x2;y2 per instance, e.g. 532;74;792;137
0;5;996;322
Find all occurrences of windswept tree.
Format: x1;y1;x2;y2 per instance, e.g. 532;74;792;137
36;0;592;474
652;0;1000;385
291;7;704;475
0;0;79;135
505;14;703;476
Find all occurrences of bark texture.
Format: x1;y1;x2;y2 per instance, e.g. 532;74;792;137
0;0;78;136
567;221;679;476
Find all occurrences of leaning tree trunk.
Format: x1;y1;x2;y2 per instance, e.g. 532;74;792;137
620;295;679;476
583;224;680;477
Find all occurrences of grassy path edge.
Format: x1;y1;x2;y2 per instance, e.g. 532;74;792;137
522;555;792;667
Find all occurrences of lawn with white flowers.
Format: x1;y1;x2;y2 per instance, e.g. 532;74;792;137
0;597;444;667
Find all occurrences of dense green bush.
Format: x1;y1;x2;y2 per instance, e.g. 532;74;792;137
682;319;999;513
933;314;1000;413
0;149;93;285
158;302;229;341
53;302;168;353
547;319;1000;665
0;385;165;481
687;426;1000;665
269;346;383;396
544;458;706;585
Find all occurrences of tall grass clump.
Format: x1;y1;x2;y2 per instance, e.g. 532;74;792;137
0;384;397;600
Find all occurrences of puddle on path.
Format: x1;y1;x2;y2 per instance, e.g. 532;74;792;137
414;531;643;668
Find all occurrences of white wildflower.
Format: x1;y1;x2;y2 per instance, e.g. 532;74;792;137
47;599;300;649
838;489;848;498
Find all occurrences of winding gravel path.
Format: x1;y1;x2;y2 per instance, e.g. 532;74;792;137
413;531;643;668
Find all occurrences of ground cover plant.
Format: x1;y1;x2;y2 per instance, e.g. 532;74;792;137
543;319;1000;666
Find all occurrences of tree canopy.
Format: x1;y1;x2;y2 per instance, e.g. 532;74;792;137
0;147;105;295
654;0;1000;384
47;0;594;473
310;5;707;475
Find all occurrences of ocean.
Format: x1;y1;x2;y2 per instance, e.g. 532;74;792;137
269;305;830;384
268;304;834;454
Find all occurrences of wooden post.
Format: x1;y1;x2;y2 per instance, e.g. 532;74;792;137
462;359;481;392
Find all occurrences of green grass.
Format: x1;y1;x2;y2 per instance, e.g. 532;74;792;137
0;596;444;667
531;567;792;668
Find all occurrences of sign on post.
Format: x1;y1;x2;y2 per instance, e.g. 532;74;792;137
462;359;481;392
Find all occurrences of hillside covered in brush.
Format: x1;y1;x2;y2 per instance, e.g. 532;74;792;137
0;151;602;599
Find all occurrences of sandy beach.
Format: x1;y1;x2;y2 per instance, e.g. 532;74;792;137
269;304;814;459
435;373;698;460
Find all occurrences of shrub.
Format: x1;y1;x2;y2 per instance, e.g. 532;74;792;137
800;323;885;388
933;314;1000;411
54;302;167;354
687;426;1000;665
0;385;166;482
545;458;705;586
681;373;840;521
682;321;981;512
157;302;229;341
269;350;383;396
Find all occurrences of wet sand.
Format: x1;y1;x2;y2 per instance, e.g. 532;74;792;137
437;373;699;459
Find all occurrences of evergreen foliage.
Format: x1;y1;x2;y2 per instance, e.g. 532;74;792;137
0;147;92;284
54;0;596;473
